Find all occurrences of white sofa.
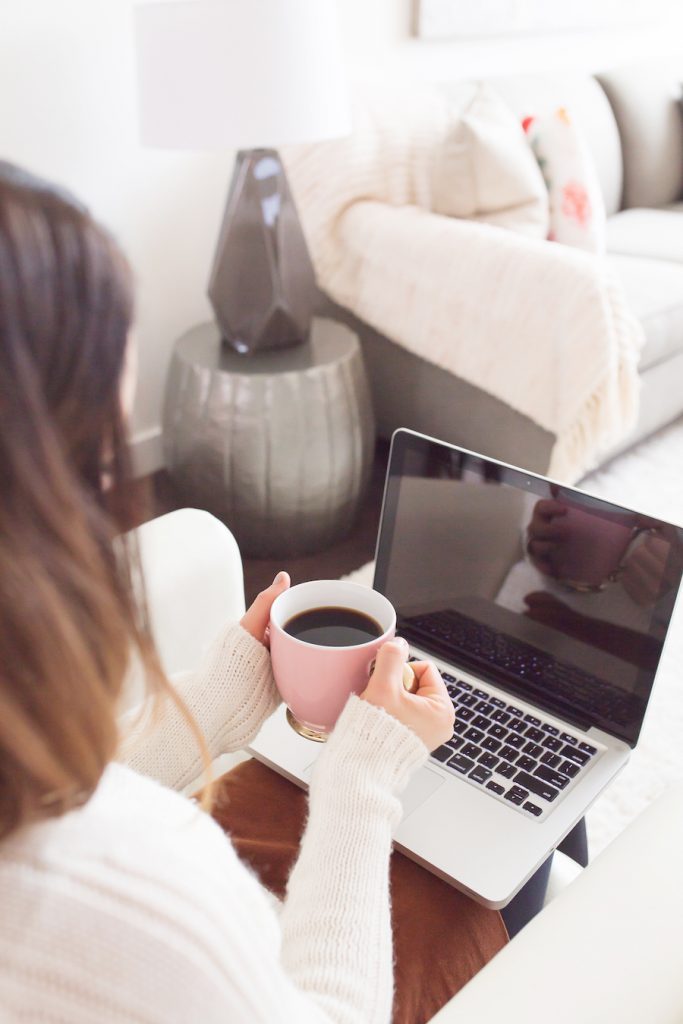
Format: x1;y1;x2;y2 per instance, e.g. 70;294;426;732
135;508;683;1022
306;56;683;476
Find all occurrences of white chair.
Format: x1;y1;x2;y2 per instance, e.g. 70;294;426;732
135;508;683;1023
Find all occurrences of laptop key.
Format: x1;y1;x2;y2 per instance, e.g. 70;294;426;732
473;688;489;699
487;724;507;740
561;745;590;766
458;681;473;691
525;726;544;743
542;723;560;736
541;752;561;768
523;802;543;817
491;710;511;725
447;735;464;751
489;697;506;709
535;765;570;789
442;672;457;683
504;785;529;805
461;742;482;759
469;765;493;784
496;761;517;779
579;742;598;756
513;771;560;802
475;701;495;715
508;719;526;734
499;745;518;762
457;706;475;721
506;704;524;717
561;732;578;745
453;719;467;735
486;781;505;795
464;727;485;744
542;735;563;752
523;742;543;759
448;753;475;774
472;715;491;730
431;745;452;763
478;753;499;769
516;755;537;773
460;693;479;707
506;733;526;749
559;760;580;778
524;714;541;726
481;736;502;753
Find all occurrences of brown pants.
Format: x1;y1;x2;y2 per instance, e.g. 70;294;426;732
212;760;508;1024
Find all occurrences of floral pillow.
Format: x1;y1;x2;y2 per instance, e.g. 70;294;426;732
522;107;606;255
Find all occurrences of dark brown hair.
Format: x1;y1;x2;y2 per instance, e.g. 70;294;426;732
0;162;208;839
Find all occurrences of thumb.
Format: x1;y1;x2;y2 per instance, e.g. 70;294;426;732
241;571;290;641
366;637;409;696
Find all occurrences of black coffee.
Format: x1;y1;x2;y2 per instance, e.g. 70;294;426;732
284;606;382;647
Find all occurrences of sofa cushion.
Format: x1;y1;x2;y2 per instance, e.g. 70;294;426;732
479;73;623;216
607;208;683;264
597;59;683;211
432;84;549;238
524;106;606;253
609;253;683;370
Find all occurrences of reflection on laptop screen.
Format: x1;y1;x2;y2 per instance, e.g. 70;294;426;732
374;431;683;746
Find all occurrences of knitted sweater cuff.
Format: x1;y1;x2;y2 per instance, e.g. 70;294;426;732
316;695;428;796
208;622;281;753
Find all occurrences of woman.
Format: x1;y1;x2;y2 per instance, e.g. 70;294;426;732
0;163;507;1023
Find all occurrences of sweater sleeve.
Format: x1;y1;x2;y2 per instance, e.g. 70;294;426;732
279;695;428;1024
118;621;279;791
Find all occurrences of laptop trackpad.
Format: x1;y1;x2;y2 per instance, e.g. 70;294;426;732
400;769;444;819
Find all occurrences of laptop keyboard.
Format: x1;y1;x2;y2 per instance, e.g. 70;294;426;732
426;665;604;821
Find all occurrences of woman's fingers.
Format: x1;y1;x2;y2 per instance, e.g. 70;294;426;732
240;571;290;643
409;660;449;699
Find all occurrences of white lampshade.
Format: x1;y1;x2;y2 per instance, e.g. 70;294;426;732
134;0;351;150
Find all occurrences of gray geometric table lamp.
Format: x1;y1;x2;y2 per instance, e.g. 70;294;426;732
134;0;351;355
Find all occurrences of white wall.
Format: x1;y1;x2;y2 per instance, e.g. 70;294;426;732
338;0;683;81
1;1;234;474
2;1;682;475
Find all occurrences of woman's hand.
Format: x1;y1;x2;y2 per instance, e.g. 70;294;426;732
360;638;454;752
526;499;569;577
240;571;290;647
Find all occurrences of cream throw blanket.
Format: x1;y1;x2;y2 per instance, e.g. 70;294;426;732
283;87;644;482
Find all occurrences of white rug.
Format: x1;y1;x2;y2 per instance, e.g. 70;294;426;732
344;419;683;857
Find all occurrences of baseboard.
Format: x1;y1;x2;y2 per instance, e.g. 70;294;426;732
130;426;164;478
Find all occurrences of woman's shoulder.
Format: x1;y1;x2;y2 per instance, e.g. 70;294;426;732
0;766;287;1020
0;762;277;933
0;764;281;1019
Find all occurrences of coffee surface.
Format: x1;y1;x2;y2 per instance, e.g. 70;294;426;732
284;606;382;647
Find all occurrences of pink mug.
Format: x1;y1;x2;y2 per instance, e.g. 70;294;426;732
269;580;396;740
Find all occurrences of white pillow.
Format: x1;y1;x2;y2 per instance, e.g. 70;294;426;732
522;107;607;255
432;84;550;240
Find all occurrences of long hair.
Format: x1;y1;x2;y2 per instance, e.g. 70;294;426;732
0;162;209;840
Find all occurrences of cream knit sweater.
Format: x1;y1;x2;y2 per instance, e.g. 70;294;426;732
0;622;428;1023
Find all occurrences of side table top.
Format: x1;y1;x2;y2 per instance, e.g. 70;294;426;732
174;316;359;376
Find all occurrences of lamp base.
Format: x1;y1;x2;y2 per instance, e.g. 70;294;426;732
208;149;318;355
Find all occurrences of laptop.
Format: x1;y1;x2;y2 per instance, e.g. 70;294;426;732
248;429;683;907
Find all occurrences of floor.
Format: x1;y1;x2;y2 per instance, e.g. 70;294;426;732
126;441;391;606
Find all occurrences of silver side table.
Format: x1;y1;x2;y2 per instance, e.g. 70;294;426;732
163;317;375;557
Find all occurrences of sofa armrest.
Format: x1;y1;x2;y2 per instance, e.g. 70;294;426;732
131;508;245;683
429;783;683;1023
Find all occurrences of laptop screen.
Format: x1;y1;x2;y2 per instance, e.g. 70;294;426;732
374;430;683;746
